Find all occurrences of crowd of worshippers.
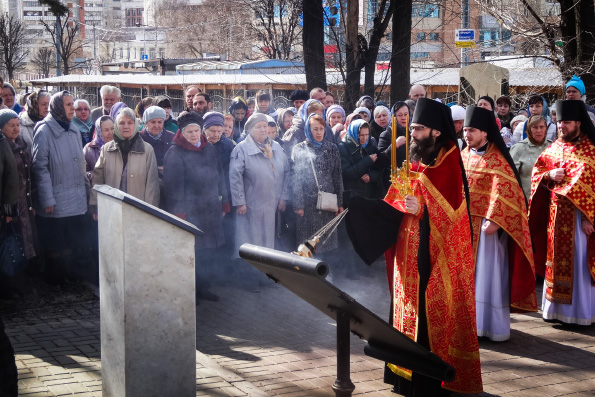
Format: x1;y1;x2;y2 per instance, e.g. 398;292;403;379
0;75;593;313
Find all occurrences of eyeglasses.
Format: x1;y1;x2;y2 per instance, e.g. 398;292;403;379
409;125;428;131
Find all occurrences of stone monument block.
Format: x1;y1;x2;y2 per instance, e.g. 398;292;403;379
459;63;510;105
95;185;201;397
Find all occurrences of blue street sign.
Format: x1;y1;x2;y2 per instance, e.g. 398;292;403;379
142;54;148;60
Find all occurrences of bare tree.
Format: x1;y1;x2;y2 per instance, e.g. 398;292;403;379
247;0;302;59
31;48;54;78
41;16;85;75
155;0;256;60
479;0;595;100
0;15;28;82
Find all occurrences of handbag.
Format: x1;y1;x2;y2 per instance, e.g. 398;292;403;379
0;222;27;277
308;152;338;213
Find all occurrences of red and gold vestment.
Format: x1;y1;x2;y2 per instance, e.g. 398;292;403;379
529;136;595;304
383;141;483;394
461;143;537;312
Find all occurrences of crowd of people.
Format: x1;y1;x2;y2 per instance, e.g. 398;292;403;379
0;74;594;396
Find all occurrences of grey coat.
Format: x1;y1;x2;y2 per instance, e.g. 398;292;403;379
291;140;343;253
18;112;36;153
509;138;552;199
32;115;88;218
229;135;290;257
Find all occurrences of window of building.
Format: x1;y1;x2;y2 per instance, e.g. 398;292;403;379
429;32;439;41
416;32;425;41
132;9;136;15
120;48;123;58
411;52;429;58
150;49;155;59
126;9;130;16
159;48;165;58
412;4;440;18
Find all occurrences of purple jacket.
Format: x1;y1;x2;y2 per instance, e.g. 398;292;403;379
83;141;101;178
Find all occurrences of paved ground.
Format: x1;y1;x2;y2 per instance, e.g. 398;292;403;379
2;260;595;396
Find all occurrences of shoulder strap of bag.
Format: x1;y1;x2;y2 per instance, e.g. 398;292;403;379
308;148;321;192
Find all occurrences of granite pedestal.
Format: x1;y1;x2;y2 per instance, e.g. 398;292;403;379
95;185;201;397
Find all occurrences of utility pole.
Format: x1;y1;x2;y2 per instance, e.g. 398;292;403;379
461;0;470;67
93;21;97;59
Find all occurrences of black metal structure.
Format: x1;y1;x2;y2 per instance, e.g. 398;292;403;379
239;244;455;397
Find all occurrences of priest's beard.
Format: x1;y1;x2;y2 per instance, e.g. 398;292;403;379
560;125;581;142
410;133;443;164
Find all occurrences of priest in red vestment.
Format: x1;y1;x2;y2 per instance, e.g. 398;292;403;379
529;99;595;325
346;98;482;395
461;106;537;342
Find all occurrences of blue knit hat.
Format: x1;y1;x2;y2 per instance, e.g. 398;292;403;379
566;75;586;96
0;109;19;130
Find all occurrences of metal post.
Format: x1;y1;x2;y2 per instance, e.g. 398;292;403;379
332;310;355;397
93;22;97;59
56;15;62;76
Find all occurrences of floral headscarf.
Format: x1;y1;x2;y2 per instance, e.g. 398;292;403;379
92;115;113;148
27;90;49;123
346;119;369;148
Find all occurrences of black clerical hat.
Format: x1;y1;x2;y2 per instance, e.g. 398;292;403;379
464;105;525;205
555;100;595;144
464;105;500;142
411;98;457;143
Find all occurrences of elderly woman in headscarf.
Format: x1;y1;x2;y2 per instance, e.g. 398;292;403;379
164;112;230;302
89;107;159;217
83;115;114;178
276;107;295;138
1;110;39;263
282;98;335;155
326;104;346;141
337;118;380;278
32;91;89;285
339;119;381;201
370;105;390;143
19;90;50;152
72;99;94;146
291;114;343;257
377;101;409;193
230;113;290;260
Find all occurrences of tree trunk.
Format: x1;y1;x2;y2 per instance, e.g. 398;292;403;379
390;0;412;105
303;0;327;90
344;0;360;113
